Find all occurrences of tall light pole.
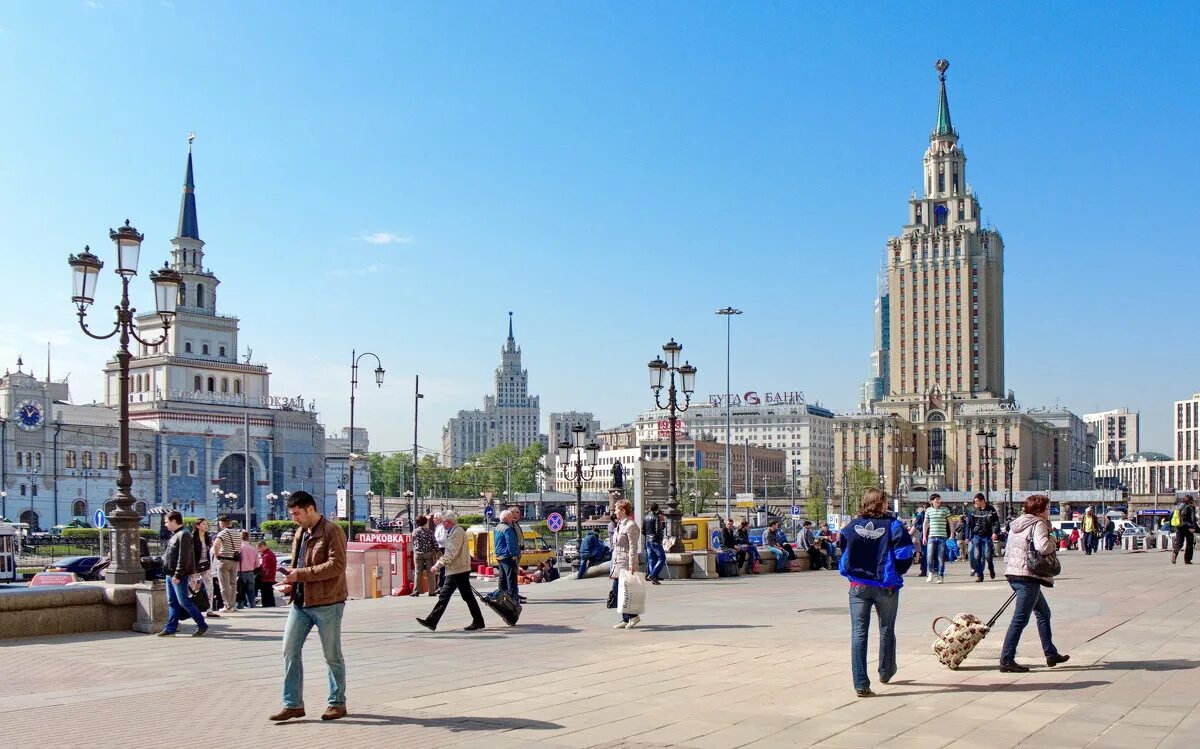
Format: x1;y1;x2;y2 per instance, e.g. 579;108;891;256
558;424;599;545
412;375;423;518
649;339;696;552
348;350;385;542
68;221;181;584
976;429;996;502
1002;442;1018;524
716;307;742;519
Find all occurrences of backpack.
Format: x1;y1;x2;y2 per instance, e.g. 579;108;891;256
1171;507;1182;528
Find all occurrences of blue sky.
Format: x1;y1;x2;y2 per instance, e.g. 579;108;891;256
1;2;1197;456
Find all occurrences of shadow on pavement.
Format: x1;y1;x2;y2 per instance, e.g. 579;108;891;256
1057;659;1200;672
883;679;1111;695
278;714;562;731
636;624;767;632
501;624;581;634
524;598;597;605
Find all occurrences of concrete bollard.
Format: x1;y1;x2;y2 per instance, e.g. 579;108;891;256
133;580;168;634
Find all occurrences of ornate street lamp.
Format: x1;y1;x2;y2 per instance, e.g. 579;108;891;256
68;221;181;584
559;424;600;545
1003;442;1019;523
347;351;385;542
976;428;996;499
649;338;696;552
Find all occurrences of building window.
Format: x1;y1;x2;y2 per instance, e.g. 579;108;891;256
233;379;241;395
19;484;25;497
220;346;226;358
15;452;22;467
196;283;206;308
202;344;210;356
99;452;108;469
221;378;229;393
72;499;86;517
207;377;215;392
178;282;187;307
171;459;179;475
143;454;153;471
66;450;77;469
189;460;197;476
185;342;192;353
82;451;92;469
31;484;37;497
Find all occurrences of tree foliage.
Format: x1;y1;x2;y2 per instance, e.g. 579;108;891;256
367;442;548;500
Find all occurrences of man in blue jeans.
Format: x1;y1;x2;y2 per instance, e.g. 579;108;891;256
839;488;914;697
157;511;207;637
272;491;349;722
923;494;951;583
966;493;1000;582
642;504;666;584
493;510;521;598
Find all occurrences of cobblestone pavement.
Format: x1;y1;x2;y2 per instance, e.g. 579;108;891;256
2;549;1198;748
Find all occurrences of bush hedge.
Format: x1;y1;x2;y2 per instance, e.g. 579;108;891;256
60;527;158;540
260;520;298;537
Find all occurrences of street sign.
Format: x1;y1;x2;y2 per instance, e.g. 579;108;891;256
736;500;755;508
93;509;107;528
546;512;564;532
484;505;495;519
710;529;722;551
336;489;348;519
791;505;801;518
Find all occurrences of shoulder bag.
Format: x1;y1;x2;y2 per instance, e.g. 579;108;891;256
1025;521;1061;578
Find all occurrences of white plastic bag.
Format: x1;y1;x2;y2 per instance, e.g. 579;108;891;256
617;568;646;615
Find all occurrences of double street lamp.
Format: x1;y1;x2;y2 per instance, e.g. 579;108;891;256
648;338;696;553
558;424;600;545
68;221;182;584
1002;442;1019;523
347;350;385;542
976;428;997;499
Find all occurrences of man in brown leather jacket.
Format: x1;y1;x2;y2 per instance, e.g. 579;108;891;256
270;491;349;722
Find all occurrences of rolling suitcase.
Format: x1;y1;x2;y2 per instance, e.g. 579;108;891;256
473;587;522;626
932;591;1017;669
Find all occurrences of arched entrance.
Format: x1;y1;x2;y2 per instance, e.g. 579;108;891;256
19;510;39;530
217;453;258;526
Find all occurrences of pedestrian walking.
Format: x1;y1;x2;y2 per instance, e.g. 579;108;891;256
238;530;260;609
432;512;447;593
272;490;349;722
493;510;521;598
966;493;1000;582
1103;516;1117;551
417;511;485;632
256;541;277;607
508;505;527;602
923;494;951;583
839;489;914;697
191;517;219;618
642;503;666;584
1171;495;1197;565
610;499;642;629
1082;508;1101;555
409;515;436;596
913;504;928;577
157;511;208;637
999;494;1069;673
211;516;241;613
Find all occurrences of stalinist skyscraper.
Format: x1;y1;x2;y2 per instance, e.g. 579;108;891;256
836;61;1094;503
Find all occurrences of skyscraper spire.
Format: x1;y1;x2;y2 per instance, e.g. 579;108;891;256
176;132;200;240
933;59;954;138
508;311;514;343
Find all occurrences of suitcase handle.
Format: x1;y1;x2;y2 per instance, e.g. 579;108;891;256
931;616;954;636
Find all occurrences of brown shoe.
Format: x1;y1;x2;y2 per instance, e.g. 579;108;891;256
321;705;348;721
269;707;306;722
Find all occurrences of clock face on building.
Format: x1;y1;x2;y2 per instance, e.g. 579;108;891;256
13;400;44;431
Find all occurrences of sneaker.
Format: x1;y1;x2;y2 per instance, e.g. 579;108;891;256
192;628;208;637
999;661;1030;673
974;577;982;583
612;622;627;629
936;576;944;584
855;688;875;698
624;616;641;629
927;573;934;583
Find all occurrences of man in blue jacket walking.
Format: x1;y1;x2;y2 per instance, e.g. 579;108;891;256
493;510;521;598
839;488;914;698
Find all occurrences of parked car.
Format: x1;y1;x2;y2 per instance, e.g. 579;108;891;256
45;556;105;580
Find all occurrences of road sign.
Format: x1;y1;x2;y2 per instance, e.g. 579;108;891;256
791;505;801;518
93;509;107;528
484;505;495;519
336;489;348;519
546;512;564;532
710;529;722;551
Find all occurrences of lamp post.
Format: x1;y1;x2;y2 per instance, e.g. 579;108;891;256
715;307;742;519
225;493;238;522
347;350;385;542
68;221;181;584
976;429;996;502
364;490;376;527
558;424;600;545
0;490;6;522
1002;442;1018;524
211;487;221;514
403;490;414;530
648;338;696;553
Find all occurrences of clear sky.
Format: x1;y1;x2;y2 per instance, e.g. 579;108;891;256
1;1;1197;457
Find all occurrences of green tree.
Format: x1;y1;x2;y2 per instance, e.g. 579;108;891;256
844;465;880;515
805;473;830;522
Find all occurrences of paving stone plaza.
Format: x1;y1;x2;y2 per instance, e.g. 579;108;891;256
3;550;1197;749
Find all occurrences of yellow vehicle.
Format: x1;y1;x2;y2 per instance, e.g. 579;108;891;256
678;516;725;553
465;524;554;569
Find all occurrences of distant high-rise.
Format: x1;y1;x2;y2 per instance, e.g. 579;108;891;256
860;275;890;412
441;313;543;466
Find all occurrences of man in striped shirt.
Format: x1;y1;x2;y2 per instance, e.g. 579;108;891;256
922;494;952;584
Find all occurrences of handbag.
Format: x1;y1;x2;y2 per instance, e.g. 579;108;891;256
617;569;647;615
190;582;211;612
1026;522;1061;578
606;587;617;609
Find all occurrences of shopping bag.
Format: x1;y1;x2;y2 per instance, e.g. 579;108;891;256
617;569;646;615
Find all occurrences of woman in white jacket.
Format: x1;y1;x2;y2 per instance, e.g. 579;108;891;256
609;499;641;630
1000;494;1069;672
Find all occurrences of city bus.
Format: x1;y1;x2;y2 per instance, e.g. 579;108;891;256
0;524;17;583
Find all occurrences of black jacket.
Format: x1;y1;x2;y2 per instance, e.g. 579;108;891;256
720;526;738;549
1179;503;1199;532
967;506;1000;538
642;512;664;544
163;527;197;578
